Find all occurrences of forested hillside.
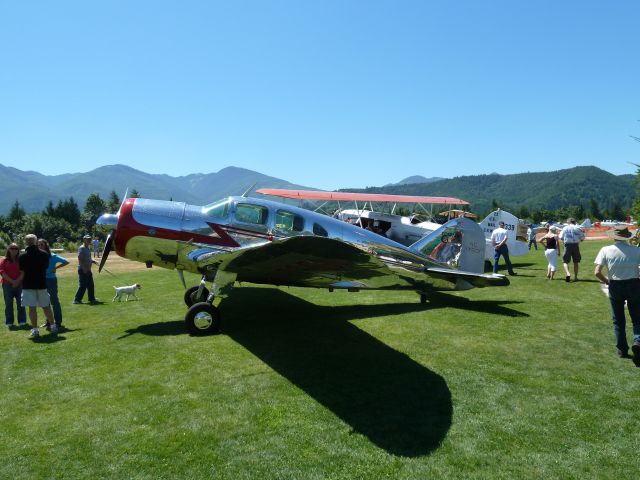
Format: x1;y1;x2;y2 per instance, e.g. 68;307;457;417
343;166;635;216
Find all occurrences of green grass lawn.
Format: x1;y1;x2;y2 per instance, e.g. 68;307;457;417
1;240;638;479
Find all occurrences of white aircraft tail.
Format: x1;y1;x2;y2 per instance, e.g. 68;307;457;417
409;217;485;273
580;218;592;229
478;209;528;258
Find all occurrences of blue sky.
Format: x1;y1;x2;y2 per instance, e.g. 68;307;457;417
1;1;639;190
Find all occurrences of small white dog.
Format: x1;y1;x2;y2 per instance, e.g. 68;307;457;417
112;283;141;302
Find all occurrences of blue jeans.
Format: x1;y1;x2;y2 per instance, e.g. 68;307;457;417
46;277;63;325
608;278;640;352
74;269;95;303
3;283;26;325
528;239;537;250
493;245;514;274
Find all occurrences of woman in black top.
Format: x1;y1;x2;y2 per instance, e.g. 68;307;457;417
540;226;561;280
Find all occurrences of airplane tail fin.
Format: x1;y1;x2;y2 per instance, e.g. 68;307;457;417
409;217;485;274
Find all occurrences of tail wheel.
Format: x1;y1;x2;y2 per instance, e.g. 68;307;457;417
185;302;220;335
184;286;210;307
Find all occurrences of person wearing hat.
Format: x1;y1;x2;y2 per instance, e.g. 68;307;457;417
73;234;99;305
594;226;640;364
560;217;585;282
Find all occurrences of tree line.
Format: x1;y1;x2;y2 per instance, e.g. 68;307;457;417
1;168;639;253
0;189;140;252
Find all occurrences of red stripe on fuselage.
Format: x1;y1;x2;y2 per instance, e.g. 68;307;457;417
114;199;240;256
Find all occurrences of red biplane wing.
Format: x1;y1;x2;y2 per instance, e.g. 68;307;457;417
256;188;468;206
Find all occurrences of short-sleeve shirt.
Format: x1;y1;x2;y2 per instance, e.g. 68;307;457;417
594;242;640;281
0;258;21;283
46;253;68;279
491;227;508;246
560;224;585;244
78;245;92;272
18;245;49;289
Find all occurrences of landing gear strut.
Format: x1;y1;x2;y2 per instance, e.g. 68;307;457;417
183;270;236;335
184;285;209;307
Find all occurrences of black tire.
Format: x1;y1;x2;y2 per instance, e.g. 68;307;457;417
184;286;210;307
185;302;221;335
420;293;427;304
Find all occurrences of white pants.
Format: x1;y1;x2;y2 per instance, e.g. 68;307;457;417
544;248;558;272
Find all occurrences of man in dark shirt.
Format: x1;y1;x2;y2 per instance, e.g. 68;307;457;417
18;234;56;337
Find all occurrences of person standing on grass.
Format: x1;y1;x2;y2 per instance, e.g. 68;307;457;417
594;226;640;365
527;225;538;251
92;236;100;258
38;238;69;330
18;234;56;338
560;217;585;282
73;234;98;305
490;221;516;275
1;243;27;329
540;226;561;280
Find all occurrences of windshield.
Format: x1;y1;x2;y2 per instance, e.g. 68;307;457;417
202;198;230;218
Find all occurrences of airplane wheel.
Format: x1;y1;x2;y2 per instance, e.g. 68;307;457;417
185;302;220;335
184;286;210;307
420;293;427;304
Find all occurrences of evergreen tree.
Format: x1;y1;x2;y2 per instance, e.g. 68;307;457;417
632;163;640;222
55;197;81;227
84;193;107;217
130;189;140;198
108;190;120;213
610;201;625;221
8;201;26;222
43;200;56;217
588;198;603;221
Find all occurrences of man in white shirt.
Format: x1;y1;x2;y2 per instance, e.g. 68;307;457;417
490;221;516;275
594;226;640;364
560;217;585;282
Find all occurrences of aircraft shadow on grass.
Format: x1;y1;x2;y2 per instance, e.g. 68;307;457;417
118;288;525;457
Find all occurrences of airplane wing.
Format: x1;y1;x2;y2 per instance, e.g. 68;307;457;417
187;236;508;291
256;188;469;206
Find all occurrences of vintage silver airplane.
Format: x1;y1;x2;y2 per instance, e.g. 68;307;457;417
97;193;509;335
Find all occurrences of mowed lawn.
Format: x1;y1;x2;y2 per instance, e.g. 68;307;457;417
1;240;638;479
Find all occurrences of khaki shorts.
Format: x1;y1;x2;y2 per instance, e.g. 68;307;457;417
22;289;51;308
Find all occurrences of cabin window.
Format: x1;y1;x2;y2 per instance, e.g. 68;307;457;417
276;210;304;232
203;199;229;218
313;222;328;237
235;203;268;225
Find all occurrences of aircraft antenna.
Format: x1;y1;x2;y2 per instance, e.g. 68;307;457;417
241;183;257;197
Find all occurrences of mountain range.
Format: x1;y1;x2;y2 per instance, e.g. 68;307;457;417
0;163;636;215
0;164;307;214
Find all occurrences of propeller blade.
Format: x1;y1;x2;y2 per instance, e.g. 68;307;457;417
98;232;114;273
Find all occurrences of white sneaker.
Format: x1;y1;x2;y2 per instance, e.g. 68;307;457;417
29;328;40;338
50;324;58;334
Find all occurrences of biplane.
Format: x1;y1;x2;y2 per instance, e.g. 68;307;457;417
258;189;529;262
97;192;509;335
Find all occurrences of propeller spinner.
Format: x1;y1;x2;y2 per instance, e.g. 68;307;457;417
96;189;129;274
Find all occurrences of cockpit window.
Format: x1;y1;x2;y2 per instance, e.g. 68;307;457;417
276;210;304;232
203;199;229;218
235;203;268;225
313;222;328;237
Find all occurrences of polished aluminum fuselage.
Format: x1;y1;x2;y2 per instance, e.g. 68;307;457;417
106;196;490;292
